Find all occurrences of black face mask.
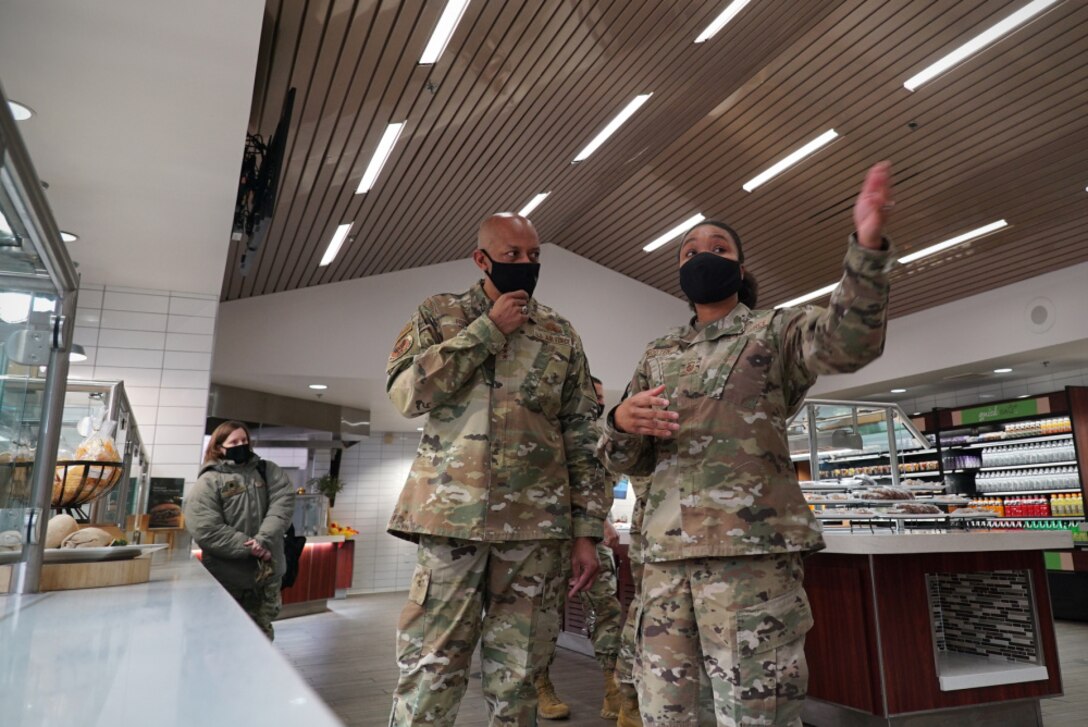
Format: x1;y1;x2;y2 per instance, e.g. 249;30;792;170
225;444;250;464
679;253;744;305
481;251;540;297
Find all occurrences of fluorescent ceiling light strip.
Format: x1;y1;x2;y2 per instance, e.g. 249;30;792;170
319;223;353;267
573;94;653;163
897;219;1008;264
775;283;837;309
356;122;405;194
518;192;550;217
694;0;753;43
419;0;471;65
7;101;33;121
903;0;1060;91
643;213;705;252
742;129;839;192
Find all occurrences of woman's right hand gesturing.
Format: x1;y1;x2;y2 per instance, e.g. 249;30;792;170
614;385;680;437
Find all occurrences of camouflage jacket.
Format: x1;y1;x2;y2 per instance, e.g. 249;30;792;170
386;281;608;542
185;455;295;589
598;239;892;562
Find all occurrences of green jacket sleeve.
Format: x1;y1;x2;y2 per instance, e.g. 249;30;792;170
596;354;658;478
778;236;893;407
561;333;608;539
387;302;507;417
184;477;251;559
255;461;296;549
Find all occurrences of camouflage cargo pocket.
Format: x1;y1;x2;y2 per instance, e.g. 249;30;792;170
734;587;813;720
705;338;763;405
521;343;569;417
396;565;431;667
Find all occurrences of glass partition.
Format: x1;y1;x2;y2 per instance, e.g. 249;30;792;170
0;81;81;591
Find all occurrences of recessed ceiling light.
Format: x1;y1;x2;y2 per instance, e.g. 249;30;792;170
694;0;753;43
903;0;1061;91
356;122;405;194
643;213;705;253
898;220;1008;264
742;129;839;192
891;388;907;393
7;101;34;121
418;0;471;65
60;231;78;243
518;192;550;218
308;384;328;390
416;427;424;431
994;368;1013;373
573;94;653;163
1017;394;1031;399
912;412;922;416
774;282;838;309
319;223;353;267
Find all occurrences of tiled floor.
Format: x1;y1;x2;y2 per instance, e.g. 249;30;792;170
276;593;1088;726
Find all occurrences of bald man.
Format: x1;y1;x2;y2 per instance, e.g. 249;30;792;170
386;213;610;726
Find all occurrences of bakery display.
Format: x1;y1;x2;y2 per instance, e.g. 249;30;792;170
859;486;915;501
888;503;943;515
60;527;115;549
45;513;80;548
0;529;23;551
52;419;124;508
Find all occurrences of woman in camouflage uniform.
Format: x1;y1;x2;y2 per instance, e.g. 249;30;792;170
598;163;895;726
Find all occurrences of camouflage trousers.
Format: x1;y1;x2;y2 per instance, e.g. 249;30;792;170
224;579;282;640
578;541;623;669
636;553;812;727
390;536;569;727
615;553;643;684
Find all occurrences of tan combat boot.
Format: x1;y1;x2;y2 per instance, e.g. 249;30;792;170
600;669;622;719
535;672;571;720
616;682;643;727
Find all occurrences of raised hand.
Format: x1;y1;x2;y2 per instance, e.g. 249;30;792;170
488;291;530;335
853;161;893;250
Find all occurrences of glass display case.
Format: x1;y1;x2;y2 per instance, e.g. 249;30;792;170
0;82;81;592
788;399;983;530
292;493;328;537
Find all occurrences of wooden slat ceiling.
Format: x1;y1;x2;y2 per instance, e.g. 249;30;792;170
223;0;1088;322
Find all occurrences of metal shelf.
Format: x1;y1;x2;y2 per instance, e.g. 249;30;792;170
822;448;938;464
979;489;1082;497
978;461;1078;472
955;433;1073;449
992;517;1086;521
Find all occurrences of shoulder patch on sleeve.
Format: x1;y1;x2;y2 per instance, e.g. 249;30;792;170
389;322;414;363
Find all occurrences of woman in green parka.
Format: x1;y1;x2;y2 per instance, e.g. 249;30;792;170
185;420;295;639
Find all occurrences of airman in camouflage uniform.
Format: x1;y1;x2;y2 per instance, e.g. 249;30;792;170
387;213;609;727
599;164;895;726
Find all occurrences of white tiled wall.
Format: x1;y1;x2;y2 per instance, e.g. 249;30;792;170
69;283;217;493
322;433;419;594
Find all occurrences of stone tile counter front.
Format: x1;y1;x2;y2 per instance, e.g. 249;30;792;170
804;530;1071;727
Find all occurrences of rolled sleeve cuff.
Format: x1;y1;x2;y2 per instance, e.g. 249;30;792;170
572;516;604;539
599;410;649;459
846;233;897;274
466;312;507;354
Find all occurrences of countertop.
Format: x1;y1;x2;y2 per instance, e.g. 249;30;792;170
301;534;346;544
0;553;344;727
616;527;1073;554
822;529;1073;555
